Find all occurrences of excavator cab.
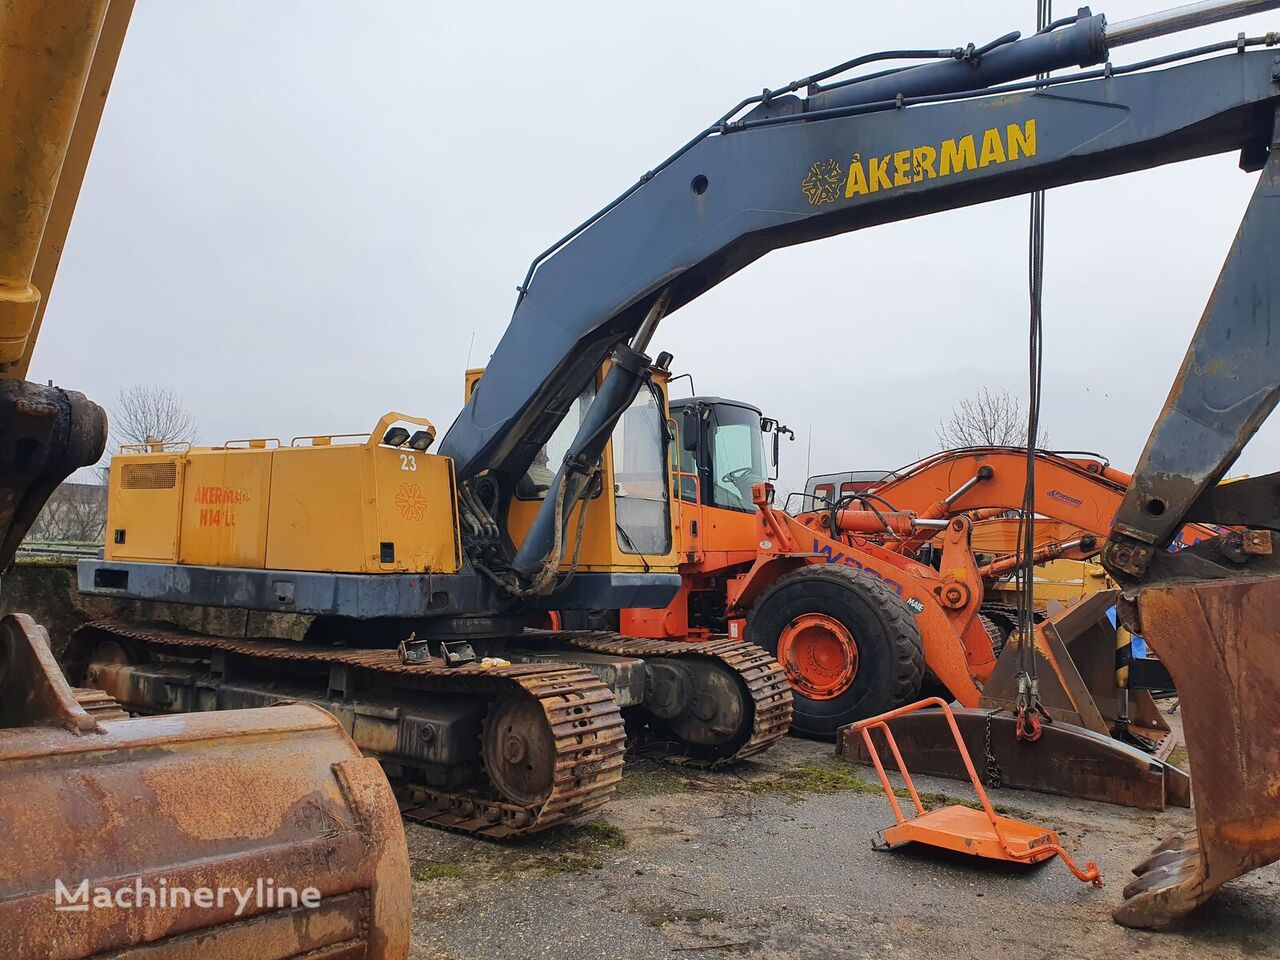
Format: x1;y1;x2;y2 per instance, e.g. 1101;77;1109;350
497;366;681;581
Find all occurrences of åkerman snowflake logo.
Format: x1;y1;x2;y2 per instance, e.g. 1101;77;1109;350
801;159;843;205
394;482;428;521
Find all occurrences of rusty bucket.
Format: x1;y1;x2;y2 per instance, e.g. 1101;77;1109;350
0;613;410;959
1116;575;1280;928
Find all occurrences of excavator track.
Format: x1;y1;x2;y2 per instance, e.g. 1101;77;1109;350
979;601;1045;640
563;632;793;761
72;621;626;841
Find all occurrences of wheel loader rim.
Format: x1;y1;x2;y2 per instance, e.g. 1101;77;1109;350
777;613;858;701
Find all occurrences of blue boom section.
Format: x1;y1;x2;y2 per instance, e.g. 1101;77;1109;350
439;39;1280;490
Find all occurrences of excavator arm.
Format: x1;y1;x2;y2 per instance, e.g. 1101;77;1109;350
441;7;1280;591
0;1;124;568
1099;99;1280;925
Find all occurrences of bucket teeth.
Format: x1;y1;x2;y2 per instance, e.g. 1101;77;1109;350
1114;831;1209;928
1130;830;1198;876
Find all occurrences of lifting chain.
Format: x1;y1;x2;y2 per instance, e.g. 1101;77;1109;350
983;708;1004;788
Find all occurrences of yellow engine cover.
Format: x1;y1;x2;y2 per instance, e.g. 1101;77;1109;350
105;414;461;575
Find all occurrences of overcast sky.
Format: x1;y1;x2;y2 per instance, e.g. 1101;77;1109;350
35;1;1280;491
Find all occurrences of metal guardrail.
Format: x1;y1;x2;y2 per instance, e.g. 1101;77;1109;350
15;541;103;559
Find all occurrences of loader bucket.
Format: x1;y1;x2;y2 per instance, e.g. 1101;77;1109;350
838;591;1189;812
0;613;411;959
1116;575;1280;929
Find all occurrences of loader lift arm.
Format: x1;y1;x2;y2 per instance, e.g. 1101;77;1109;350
810;446;1220;560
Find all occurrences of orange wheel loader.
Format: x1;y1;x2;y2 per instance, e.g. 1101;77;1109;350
613;395;995;739
622;408;1215;747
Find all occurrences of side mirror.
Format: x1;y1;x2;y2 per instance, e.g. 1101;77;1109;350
770;423;793;481
681;407;700;453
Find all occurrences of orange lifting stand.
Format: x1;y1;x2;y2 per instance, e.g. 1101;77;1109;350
850;697;1102;886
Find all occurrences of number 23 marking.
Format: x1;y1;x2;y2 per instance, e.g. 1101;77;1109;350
400;454;417;472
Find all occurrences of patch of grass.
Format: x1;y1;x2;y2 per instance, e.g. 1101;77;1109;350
746;761;884;798
415;862;466;881
616;766;689;798
540;854;604;876
1167;745;1189;771
13;555;77;567
914;789;1032;820
576;818;627;848
543;817;628;851
646;908;726;928
744;760;1034;819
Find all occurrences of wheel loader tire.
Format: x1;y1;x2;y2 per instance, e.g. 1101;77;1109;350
746;565;924;740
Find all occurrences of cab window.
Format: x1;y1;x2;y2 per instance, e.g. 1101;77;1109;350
708;404;767;514
613;386;672;554
517;384;596;499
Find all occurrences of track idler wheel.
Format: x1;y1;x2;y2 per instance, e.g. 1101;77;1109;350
644;658;750;759
481;694;556;806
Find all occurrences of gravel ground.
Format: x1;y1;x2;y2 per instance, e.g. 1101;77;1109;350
405;726;1280;960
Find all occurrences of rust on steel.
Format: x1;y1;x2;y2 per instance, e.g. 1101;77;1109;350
76;620;629;840
566;632;794;760
1117;575;1280;928
839;707;1189;811
0;613;410;959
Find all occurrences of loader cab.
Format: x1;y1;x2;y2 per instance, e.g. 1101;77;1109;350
671;397;791;514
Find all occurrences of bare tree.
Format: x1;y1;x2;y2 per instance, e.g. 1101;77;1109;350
936;387;1048;449
26;483;108;543
92;386;199;486
111;385;199;449
771;481;796;514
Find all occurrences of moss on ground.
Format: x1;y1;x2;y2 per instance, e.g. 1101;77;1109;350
616;765;692;798
645;908;726;928
415;862;467;881
745;761;885;798
573;818;627;849
540;854;605;876
743;759;1033;819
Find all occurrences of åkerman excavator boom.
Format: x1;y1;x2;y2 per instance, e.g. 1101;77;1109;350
75;1;1280;928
